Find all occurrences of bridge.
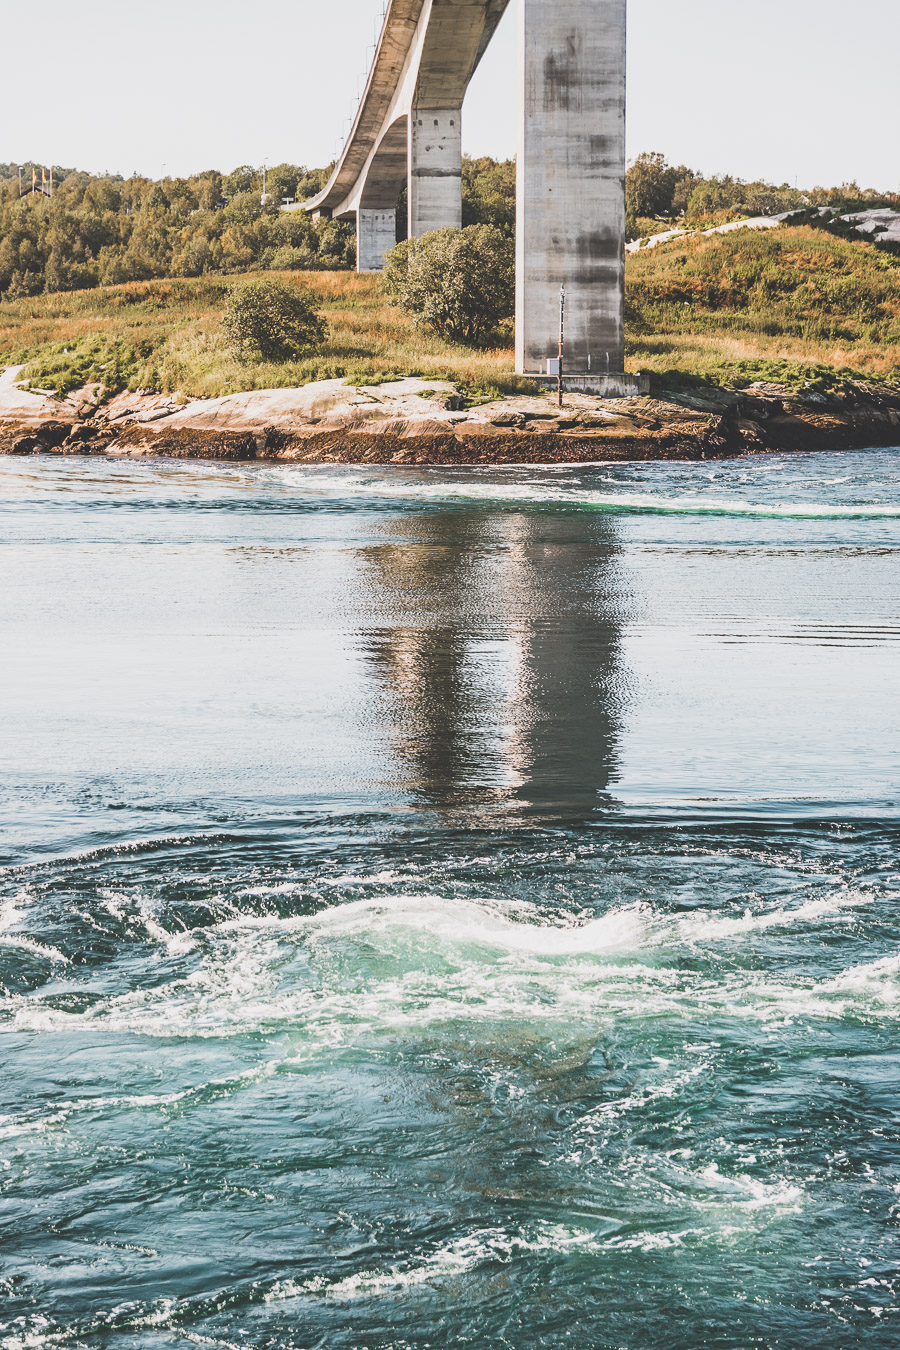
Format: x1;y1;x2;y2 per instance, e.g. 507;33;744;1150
306;0;635;397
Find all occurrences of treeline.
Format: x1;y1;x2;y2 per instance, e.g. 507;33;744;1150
0;157;522;302
625;151;900;240
2;152;898;302
0;163;354;300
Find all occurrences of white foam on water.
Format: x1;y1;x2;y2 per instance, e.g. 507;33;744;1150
0;1061;279;1140
0;895;69;965
822;951;900;1003
4;887;889;1043
0;935;69;965
265;1222;613;1304
259;465;900;520
215;892;650;954
674;892;871;944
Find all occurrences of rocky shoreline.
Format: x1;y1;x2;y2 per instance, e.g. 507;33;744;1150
2;367;899;464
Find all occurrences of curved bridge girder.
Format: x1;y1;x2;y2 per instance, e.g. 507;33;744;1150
360;117;409;211
306;0;511;270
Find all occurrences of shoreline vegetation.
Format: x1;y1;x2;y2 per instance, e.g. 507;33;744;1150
2;156;899;461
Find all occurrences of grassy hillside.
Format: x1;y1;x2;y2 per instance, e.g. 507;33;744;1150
626;225;900;385
0;272;528;400
1;224;898;400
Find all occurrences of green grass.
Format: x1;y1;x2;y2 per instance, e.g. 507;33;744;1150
626;224;900;386
0;271;531;399
2;225;898;401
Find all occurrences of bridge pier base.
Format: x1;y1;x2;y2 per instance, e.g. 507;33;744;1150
409;107;462;238
357;208;398;273
516;0;627;382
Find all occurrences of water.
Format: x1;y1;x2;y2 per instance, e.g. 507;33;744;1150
1;450;899;1350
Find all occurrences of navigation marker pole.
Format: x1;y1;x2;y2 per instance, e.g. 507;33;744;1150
557;284;566;408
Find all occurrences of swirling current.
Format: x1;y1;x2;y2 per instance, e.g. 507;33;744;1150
1;450;899;1350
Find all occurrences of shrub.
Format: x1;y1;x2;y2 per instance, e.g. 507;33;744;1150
383;224;514;345
625;152;700;238
222;279;326;362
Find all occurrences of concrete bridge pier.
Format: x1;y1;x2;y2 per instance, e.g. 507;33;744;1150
358;208;399;273
516;0;638;397
408;107;463;237
305;1;512;276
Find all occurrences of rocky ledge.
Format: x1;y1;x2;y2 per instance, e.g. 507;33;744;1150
2;367;899;464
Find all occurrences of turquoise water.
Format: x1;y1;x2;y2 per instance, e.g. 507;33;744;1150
1;451;899;1349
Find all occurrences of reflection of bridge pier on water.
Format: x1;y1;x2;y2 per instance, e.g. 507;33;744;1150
360;507;625;813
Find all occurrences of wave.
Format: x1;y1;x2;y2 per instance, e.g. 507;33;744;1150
0;1209;803;1350
257;466;900;519
8;451;900;521
4;889;887;1043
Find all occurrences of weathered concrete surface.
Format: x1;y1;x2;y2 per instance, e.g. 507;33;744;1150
516;0;627;382
358;208;399;272
409;107;463;237
305;0;510;264
531;372;645;398
306;0;632;388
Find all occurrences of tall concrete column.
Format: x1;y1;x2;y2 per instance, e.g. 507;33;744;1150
357;208;398;273
516;0;632;393
408;107;462;238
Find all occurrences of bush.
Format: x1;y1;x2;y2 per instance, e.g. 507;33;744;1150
462;155;516;234
222;279;326;362
383;224;514;345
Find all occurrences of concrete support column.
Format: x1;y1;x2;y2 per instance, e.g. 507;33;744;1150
516;0;627;380
357;208;398;273
408;107;462;238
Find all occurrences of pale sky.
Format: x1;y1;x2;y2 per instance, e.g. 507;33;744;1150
2;0;897;189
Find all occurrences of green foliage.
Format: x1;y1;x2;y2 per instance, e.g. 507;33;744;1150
685;176;807;223
222;279;327;362
626;225;900;384
0;270;528;400
462;156;516;234
626;153;699;238
624;157;900;241
384;225;514;345
646;359;890;397
785;207;900;259
0;162;80;185
0;163;355;302
627;227;900;346
722;359;883;393
22;333;154;396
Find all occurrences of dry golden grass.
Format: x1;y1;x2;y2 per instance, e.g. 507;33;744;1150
625;226;900;383
0;271;526;398
2;225;898;399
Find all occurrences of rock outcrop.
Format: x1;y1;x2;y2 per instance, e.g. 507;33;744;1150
2;367;899;464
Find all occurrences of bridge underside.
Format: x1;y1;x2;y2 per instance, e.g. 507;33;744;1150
306;0;632;391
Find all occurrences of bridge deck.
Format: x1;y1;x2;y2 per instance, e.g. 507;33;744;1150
306;0;510;218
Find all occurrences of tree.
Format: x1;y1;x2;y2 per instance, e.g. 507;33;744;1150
625;152;700;237
383;224;514;344
685;176;807;223
222;279;326;361
462;155;516;234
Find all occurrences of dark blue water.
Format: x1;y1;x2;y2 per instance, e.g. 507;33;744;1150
1;451;899;1350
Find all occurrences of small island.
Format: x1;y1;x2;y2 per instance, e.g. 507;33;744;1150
2;157;899;462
